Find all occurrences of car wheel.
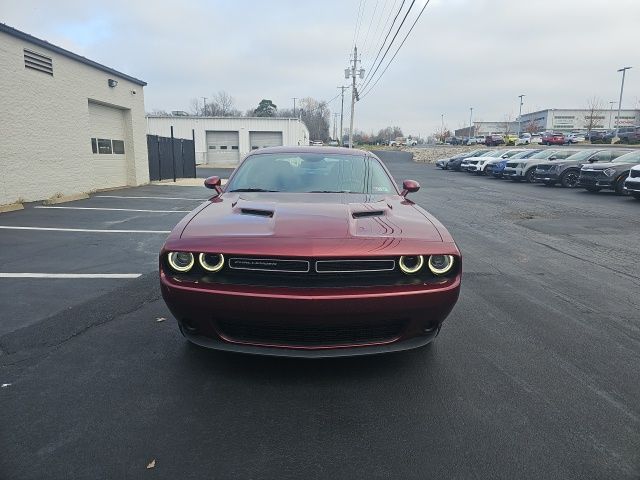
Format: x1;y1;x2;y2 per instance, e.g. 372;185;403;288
615;175;629;195
585;186;601;193
632;192;640;200
525;169;536;183
560;170;580;188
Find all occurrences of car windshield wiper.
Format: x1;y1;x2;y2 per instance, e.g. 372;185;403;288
228;188;279;192
307;190;354;193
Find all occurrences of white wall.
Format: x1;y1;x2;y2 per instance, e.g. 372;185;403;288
146;116;310;165
0;31;148;205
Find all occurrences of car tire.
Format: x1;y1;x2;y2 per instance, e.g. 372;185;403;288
615;175;629;195
632;192;640;200
560;170;580;188
585;186;601;193
525;169;536;183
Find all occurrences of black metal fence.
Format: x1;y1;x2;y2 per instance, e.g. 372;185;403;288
147;128;196;181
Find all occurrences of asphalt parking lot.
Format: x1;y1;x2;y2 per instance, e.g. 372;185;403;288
1;151;639;479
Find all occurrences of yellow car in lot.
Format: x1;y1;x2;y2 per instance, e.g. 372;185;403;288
504;134;519;146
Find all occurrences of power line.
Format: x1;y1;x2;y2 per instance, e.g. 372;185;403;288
352;0;366;49
359;0;380;60
361;0;404;86
360;0;431;100
361;0;414;91
365;0;398;62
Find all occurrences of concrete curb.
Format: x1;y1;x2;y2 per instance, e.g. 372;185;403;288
44;193;90;205
0;203;24;213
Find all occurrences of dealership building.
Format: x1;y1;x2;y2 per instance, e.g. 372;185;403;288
146;116;310;167
0;23;149;207
456;108;640;138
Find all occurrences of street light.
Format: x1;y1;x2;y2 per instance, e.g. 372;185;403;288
517;94;525;136
615;67;632;130
468;107;473;143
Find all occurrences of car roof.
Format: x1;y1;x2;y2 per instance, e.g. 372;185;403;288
246;145;370;157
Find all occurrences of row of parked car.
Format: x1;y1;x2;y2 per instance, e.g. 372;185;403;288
434;147;640;197
445;126;640;147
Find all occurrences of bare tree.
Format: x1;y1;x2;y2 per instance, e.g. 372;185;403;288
299;97;330;142
523;119;540;134
583;96;603;135
189;98;203;116
500;113;514;135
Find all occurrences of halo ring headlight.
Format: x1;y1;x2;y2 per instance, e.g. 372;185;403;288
399;255;424;274
199;253;225;272
428;255;455;275
167;252;194;272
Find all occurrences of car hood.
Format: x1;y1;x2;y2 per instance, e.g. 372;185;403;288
180;192;444;242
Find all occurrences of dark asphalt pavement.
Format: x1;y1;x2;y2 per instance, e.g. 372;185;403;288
1;151;639;479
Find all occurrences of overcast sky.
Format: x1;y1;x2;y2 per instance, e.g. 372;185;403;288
3;0;640;136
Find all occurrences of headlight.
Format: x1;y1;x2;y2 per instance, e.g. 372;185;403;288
167;252;194;272
603;168;616;177
399;255;424;274
479;160;486;165
199;253;225;272
428;255;455;275
518;163;526;168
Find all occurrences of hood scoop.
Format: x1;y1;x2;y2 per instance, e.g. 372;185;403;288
240;208;274;218
352;210;385;219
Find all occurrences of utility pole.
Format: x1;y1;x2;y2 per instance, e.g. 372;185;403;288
333;112;340;140
337;86;348;145
441;114;444;142
468;107;473;142
608;101;617;129
518;94;525;136
292;97;297;118
202;97;207;116
616;66;632;130
345;46;364;148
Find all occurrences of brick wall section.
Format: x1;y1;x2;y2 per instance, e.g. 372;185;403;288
0;31;149;205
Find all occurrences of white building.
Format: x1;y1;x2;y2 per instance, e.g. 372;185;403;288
146;116;310;167
518;108;640;132
0;24;149;206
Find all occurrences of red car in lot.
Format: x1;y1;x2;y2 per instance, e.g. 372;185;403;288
160;147;462;357
542;131;566;145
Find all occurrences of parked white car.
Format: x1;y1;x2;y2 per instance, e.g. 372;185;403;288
566;132;586;144
465;149;523;174
503;149;580;182
515;133;532;145
624;164;640;199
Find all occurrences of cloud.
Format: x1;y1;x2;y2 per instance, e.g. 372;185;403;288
3;0;639;135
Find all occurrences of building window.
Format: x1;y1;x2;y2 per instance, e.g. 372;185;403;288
23;49;53;76
208;145;216;149
91;138;97;154
220;146;227;150
231;146;239;150
97;139;112;154
112;140;125;154
251;146;259;150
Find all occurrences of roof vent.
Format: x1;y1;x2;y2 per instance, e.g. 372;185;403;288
24;49;53;76
352;210;385;219
240;208;274;218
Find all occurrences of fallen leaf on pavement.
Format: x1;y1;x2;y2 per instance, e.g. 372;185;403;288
156;317;166;322
1;383;11;388
146;459;156;469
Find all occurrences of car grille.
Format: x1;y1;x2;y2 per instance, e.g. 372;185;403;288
216;319;407;347
630;169;640;178
580;170;602;178
506;162;518;168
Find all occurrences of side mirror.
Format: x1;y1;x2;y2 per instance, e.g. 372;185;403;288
501;154;508;158
401;179;420;197
548;155;557;161
204;176;223;194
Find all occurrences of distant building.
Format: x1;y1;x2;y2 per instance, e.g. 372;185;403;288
146;116;310;167
456;108;640;138
0;23;148;206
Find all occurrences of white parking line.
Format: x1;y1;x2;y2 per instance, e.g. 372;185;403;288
95;195;209;201
34;206;190;213
0;226;170;233
0;273;142;279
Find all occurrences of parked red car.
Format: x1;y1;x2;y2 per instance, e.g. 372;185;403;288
542;131;566;145
160;147;462;357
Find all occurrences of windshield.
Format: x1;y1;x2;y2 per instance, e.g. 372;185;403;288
564;150;598;161
225;153;397;194
529;150;558;159
510;150;536;159
615;151;640;163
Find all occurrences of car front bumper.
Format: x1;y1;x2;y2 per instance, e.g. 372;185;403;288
160;270;461;357
578;176;614;189
533;172;560;183
624;178;640;193
502;168;524;180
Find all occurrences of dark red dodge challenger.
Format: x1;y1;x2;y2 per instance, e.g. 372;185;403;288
160;146;461;357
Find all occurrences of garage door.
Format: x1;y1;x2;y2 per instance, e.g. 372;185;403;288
249;131;283;150
206;131;240;165
88;101;128;188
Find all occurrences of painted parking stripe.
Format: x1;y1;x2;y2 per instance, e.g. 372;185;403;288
0;273;142;279
34;206;191;213
0;226;170;233
95;195;209;201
